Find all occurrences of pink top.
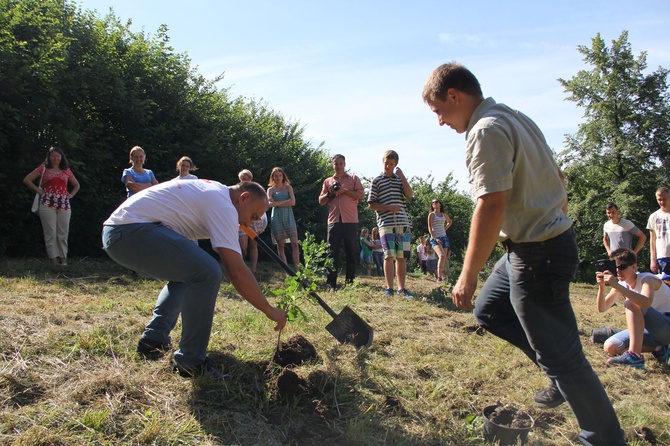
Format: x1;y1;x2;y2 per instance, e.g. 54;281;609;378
321;173;363;224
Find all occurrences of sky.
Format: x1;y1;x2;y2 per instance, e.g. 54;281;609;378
76;0;670;191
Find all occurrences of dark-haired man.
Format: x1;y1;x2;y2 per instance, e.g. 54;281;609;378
102;180;286;380
603;202;646;255
422;62;625;446
319;154;365;289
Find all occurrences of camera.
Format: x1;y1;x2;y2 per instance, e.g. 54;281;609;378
595;259;617;275
332;181;341;191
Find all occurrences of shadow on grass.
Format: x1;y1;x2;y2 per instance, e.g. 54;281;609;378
186;346;434;445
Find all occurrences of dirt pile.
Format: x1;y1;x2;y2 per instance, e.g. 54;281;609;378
487;405;532;429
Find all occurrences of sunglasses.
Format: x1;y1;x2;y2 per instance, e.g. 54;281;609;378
432;200;439;204
616;262;634;271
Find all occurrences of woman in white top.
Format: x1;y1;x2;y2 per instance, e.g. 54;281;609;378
427;198;453;282
173;156;199;180
596;248;670;368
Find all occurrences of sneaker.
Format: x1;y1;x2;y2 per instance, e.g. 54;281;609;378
382;288;394;297
137;337;172;360
533;382;565;408
652;345;670;365
397;289;414;299
172;359;232;381
607;351;645;369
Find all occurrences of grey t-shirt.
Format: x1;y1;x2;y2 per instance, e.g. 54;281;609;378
604;218;639;251
465;98;572;243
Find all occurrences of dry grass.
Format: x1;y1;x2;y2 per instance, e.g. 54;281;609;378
0;258;668;445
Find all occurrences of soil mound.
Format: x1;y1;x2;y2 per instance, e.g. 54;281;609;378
488;405;532;429
272;334;318;367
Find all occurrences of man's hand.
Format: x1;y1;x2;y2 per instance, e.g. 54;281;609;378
452;274;477;310
266;307;287;331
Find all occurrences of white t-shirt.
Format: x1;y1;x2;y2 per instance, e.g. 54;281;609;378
618;272;670;313
416;244;427;261
104;179;240;253
647;209;670;259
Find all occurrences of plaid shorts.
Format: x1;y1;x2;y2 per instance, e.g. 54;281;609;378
380;225;411;259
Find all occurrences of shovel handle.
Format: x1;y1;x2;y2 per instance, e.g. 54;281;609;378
240;225;339;319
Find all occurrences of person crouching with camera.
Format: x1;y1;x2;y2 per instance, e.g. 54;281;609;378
318;154;365;290
596;247;670;369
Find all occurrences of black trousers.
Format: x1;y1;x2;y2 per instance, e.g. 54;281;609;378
326;222;359;286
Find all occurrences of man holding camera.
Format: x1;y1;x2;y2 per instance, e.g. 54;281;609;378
319;154;365;290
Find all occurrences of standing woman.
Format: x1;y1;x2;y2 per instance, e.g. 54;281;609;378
428;198;453;282
23;146;80;265
123;146;159;197
371;227;384;277
360;228;374;276
267;167;300;269
173;156;198;180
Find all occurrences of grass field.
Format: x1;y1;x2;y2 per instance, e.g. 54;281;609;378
0;257;668;445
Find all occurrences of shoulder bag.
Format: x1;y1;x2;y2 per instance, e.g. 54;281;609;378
31;165;46;214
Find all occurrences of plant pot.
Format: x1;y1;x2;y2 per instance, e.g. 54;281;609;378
590;327;622;344
482;404;533;445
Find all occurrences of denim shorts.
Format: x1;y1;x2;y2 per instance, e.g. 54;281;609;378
429;235;449;249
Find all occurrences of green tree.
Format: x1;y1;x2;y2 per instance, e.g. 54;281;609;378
406;173;473;272
1;0;331;257
558;31;670;270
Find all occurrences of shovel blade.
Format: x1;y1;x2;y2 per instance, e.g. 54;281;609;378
325;305;374;349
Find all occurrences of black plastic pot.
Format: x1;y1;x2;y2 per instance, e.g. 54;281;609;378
482;404;533;445
590;327;622;344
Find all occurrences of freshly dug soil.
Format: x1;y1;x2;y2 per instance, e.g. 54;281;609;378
272;334;319;367
488;405;532;429
276;369;312;400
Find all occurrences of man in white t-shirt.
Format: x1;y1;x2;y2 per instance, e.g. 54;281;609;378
102;180;286;381
647;187;670;276
603;202;646;255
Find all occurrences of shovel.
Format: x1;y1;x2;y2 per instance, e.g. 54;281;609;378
241;225;373;349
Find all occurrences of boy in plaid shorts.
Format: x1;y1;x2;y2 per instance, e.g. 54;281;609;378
367;150;414;298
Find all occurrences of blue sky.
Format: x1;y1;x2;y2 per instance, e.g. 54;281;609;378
77;0;670;191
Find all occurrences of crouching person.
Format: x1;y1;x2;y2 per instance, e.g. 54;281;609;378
102;179;286;380
596;248;670;369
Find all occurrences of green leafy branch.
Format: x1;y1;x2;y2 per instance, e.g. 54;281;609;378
270;232;333;321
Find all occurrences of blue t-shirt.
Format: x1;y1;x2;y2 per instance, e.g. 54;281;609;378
122;168;156;197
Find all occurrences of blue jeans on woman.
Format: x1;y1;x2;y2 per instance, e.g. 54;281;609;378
102;223;222;368
473;229;625;446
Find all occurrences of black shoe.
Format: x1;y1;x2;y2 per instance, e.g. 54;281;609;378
533;382;565;408
172;359;231;381
137;337;172;360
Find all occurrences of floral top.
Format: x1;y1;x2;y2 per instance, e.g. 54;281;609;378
33;165;74;211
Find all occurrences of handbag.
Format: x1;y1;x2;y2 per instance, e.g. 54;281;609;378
31;165;46;214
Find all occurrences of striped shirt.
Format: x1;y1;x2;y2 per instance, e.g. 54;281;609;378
431;213;447;238
368;173;410;228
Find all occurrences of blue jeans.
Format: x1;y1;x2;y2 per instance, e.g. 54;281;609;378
102;223;222;368
473;229;625;446
607;307;670;349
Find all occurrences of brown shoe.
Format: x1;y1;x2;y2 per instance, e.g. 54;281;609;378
533;382;565;408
